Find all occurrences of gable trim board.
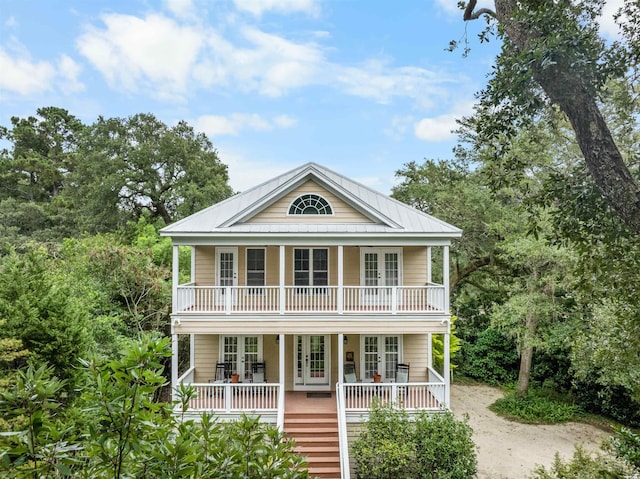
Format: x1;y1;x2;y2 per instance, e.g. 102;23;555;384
160;163;462;239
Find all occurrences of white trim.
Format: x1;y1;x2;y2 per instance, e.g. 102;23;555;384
286;192;335;216
245;247;266;287
171;333;178;402
293;334;332;390
359;247;403;287
292;247;330;287
219;335;263;382
359;335;403;382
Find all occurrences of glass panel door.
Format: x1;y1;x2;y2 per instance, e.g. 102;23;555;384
216;248;237;306
294;335;330;386
221;335;261;381
362;335;401;382
363;336;379;380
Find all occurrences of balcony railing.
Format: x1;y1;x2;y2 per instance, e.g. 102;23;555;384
175;284;446;314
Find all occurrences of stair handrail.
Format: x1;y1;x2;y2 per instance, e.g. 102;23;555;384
336;382;351;479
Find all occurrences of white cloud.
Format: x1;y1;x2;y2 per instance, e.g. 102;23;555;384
434;0;461;16
5;16;18;28
414;114;458;141
273;114;297;128
57;54;85;93
192;113;297;137
233;0;320;17
333;60;453;107
164;0;196;19
221;149;295;192
414;101;474;142
0;44;55;95
77;13;204;101
599;0;623;38
384;115;414;140
75;10;467;109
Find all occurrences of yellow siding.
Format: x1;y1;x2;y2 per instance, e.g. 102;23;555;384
403;334;428;381
193;334;219;383
403;247;427;286
194;246;215;285
246;180;373;223
343;247;359;286
285;335;294;390
192;246;429;287
344;334;360;378
262;334;279;383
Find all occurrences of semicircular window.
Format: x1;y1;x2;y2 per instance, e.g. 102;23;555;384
288;193;333;215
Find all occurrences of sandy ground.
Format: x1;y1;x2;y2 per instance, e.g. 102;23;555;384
451;384;611;479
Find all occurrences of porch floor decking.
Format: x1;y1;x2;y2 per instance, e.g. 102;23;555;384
285;391;337;414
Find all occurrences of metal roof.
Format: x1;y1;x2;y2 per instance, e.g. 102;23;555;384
160;162;462;238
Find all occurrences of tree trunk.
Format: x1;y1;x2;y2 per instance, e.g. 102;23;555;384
466;0;640;234
516;309;538;398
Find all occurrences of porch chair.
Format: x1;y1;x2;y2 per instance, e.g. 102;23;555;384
395;363;410;383
343;362;358;383
210;361;232;383
251;362;266;383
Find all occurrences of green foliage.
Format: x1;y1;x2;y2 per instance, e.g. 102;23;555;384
490;390;580;424
458;328;519;385
610;427;640;472
352;403;477;479
0;364;81;477
530;447;629;479
431;316;462;372
0;249;91;390
0;336;309;479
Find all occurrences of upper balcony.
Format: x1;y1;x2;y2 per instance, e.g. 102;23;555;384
174;283;446;315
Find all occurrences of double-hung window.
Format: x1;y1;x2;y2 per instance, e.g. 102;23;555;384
246;248;265;295
294;248;328;294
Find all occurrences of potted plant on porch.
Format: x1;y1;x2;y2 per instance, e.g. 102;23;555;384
373;373;382;383
231;372;240;383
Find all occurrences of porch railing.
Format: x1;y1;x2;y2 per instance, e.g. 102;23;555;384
341;382;446;411
175;284;446;314
176;382;281;413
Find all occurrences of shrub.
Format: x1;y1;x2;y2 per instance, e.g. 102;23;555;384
610;427;640;472
352;403;477;479
457;328;519;384
490;391;580;424
530;447;629;479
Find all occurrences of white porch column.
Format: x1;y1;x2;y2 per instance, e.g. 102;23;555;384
444;325;451;407
443;245;450;312
338;333;344;385
279;245;286;314
427;333;433;370
279;334;285;385
171;331;178;402
190;246;196;282
426;246;432;284
337;245;344;314
172;245;179;312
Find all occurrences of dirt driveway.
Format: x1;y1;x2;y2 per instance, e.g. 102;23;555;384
451;384;611;479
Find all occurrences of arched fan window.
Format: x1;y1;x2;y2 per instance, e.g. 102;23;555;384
288;194;333;215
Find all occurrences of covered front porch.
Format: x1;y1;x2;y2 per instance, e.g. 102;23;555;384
172;329;451;427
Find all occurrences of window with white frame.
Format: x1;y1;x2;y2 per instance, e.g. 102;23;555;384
294;248;328;293
288;194;333;215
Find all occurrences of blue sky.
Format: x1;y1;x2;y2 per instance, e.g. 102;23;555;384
0;0;622;194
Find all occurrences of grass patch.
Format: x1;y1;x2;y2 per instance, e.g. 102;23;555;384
490;390;581;424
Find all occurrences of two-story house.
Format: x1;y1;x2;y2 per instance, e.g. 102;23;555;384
161;162;461;479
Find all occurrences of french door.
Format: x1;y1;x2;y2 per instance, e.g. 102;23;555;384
220;335;262;382
360;248;402;305
295;335;331;388
361;335;401;382
216;247;238;306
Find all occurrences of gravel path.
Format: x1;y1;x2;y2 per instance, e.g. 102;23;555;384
450;384;610;479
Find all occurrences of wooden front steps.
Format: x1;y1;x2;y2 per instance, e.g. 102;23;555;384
284;412;341;479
